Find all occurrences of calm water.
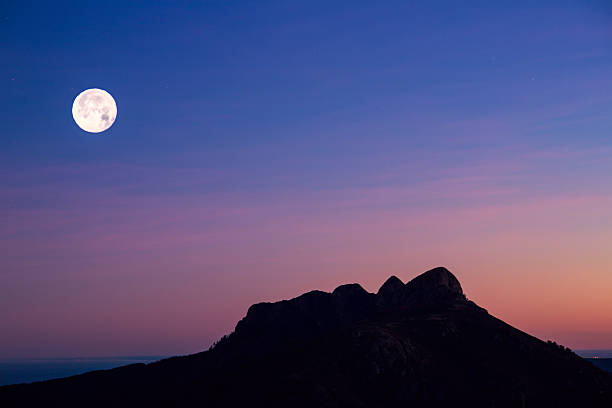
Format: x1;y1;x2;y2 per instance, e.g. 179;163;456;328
0;356;165;386
575;350;612;359
576;350;612;374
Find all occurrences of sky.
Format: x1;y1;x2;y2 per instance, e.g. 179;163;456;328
1;0;612;358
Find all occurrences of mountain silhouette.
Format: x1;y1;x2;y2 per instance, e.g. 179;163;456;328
1;267;610;407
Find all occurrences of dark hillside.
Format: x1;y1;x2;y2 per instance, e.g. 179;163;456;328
1;267;610;407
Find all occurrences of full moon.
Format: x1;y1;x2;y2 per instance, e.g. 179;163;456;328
72;88;117;133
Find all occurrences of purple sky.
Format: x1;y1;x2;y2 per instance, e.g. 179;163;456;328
1;1;612;357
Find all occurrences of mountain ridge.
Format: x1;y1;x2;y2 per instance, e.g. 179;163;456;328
1;267;610;407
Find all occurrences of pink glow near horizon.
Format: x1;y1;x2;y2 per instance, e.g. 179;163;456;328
4;1;612;361
2;158;611;358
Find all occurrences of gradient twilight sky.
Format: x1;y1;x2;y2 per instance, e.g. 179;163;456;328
1;0;612;358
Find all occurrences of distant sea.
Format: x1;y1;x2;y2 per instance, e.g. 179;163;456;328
575;350;612;359
0;351;610;387
0;356;165;386
576;350;612;374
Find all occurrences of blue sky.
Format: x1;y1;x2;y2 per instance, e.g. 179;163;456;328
1;1;612;357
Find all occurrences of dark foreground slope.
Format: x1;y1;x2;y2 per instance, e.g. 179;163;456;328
1;267;610;407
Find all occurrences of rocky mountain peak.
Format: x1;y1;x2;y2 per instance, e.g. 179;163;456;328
377;275;404;296
332;283;368;297
2;266;610;407
405;266;463;295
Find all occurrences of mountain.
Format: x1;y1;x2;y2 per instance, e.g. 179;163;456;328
1;267;610;407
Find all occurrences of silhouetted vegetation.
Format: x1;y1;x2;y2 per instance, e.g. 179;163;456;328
1;267;610;407
208;334;229;351
547;340;577;355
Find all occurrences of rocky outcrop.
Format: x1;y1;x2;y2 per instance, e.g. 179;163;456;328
405;266;463;295
1;267;610;408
